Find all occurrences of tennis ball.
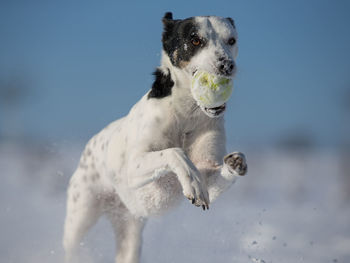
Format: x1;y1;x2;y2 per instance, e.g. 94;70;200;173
191;71;233;108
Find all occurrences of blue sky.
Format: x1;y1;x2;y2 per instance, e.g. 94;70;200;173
1;0;350;148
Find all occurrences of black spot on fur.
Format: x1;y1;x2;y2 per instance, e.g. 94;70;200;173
79;162;88;170
148;68;174;99
91;173;99;182
86;148;91;156
161;12;205;67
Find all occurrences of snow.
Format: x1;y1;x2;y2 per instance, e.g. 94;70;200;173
0;142;349;263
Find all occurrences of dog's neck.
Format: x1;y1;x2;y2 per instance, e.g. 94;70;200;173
159;52;197;116
160;51;191;88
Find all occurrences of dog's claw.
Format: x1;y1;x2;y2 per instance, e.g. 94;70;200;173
192;198;195;204
202;205;206;211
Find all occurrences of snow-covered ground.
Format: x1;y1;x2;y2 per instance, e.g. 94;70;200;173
1;141;349;263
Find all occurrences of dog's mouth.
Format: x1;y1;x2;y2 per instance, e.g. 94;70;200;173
201;104;226;118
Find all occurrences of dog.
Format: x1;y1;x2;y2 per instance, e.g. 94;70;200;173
63;12;247;263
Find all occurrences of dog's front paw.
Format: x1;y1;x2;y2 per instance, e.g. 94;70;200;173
171;148;210;210
183;176;210;211
224;152;247;176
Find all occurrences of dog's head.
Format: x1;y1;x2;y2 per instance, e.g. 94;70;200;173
161;12;238;117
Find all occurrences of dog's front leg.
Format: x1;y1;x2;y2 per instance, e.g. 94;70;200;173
188;129;247;203
128;147;210;208
199;152;247;203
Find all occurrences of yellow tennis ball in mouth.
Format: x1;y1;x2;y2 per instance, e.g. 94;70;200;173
191;71;233;108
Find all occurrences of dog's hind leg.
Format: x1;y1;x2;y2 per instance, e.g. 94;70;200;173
106;203;146;263
63;169;103;263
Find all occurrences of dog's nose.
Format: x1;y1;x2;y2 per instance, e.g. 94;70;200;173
218;58;234;76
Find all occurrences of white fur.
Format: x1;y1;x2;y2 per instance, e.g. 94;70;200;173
63;16;246;263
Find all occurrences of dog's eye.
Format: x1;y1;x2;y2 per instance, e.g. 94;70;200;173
191;37;201;46
228;37;236;46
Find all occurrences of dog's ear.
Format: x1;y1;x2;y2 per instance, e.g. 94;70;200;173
162;12;176;42
226;17;235;28
163;12;173;21
162;12;175;32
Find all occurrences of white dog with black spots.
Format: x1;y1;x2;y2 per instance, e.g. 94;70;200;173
63;12;247;263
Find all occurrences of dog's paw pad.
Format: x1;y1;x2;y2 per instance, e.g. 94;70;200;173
224;152;247;176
